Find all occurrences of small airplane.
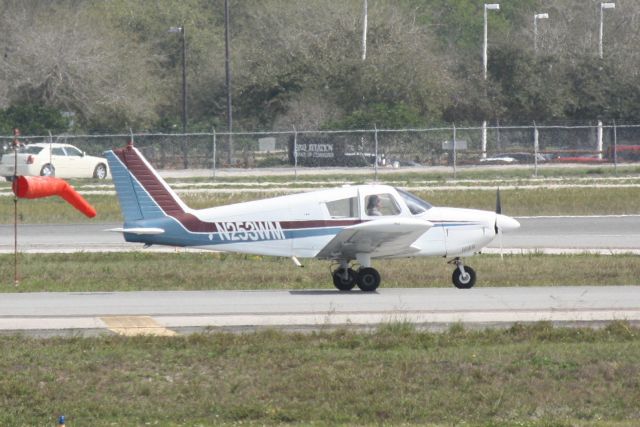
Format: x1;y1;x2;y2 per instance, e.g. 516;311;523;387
105;142;520;292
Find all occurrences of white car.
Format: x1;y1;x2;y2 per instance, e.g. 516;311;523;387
1;143;109;181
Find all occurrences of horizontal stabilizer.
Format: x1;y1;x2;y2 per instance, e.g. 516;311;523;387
106;227;165;235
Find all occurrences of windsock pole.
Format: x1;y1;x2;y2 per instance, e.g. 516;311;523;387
13;128;20;287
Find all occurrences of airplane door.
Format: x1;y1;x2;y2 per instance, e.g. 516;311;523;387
292;193;359;258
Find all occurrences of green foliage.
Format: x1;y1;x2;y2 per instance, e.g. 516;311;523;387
489;47;568;122
0;104;70;135
2;1;640;132
324;102;426;129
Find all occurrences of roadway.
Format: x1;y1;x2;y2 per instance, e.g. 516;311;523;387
1;216;640;253
1;287;638;336
1;215;639;335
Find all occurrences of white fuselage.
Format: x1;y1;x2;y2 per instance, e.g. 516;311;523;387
131;184;512;260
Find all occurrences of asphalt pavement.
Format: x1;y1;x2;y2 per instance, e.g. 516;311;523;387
1;216;639;253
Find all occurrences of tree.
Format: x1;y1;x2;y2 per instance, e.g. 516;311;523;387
0;2;163;131
0;104;69;135
488;46;568;123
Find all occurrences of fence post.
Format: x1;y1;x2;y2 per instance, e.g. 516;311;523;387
597;120;603;160
293;126;298;181
613;120;617;173
212;128;217;179
374;125;379;182
48;130;53;166
452;123;457;179
533;121;539;177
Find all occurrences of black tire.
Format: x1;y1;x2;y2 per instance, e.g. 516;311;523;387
356;267;381;292
452;266;476;289
93;163;108;179
40;164;55;177
332;268;357;291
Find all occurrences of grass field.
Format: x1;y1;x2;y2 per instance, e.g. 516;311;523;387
1;323;639;426
1;186;640;223
2;252;639;291
2;167;639;426
1;164;640;222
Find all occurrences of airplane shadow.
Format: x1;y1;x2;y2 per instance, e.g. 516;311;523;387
289;290;379;295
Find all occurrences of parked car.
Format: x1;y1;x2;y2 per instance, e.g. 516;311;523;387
551;154;608;164
479;152;547;164
0;143;109;181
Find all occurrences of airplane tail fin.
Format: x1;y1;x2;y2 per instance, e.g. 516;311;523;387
104;142;190;223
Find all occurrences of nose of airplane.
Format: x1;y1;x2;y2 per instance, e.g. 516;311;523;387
496;214;520;232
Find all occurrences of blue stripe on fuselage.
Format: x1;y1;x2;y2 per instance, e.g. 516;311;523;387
123;215;346;247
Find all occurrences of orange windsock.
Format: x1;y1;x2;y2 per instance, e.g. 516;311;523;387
12;176;97;218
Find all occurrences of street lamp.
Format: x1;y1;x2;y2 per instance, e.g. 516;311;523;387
224;0;233;164
168;26;187;134
534;13;549;53
598;2;615;159
482;3;499;159
361;0;368;61
483;3;500;80
599;2;615;59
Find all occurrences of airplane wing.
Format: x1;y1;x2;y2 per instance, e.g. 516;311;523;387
315;217;432;260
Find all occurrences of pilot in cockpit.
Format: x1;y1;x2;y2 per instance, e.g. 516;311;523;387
366;195;383;216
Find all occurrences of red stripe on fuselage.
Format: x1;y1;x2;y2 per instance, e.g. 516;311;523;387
114;146;363;233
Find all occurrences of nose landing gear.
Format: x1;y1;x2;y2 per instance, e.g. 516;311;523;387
449;257;476;289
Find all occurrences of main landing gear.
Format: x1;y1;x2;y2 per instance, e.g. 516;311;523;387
449;257;476;289
332;260;381;292
331;257;477;292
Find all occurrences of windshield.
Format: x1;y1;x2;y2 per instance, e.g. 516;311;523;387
396;188;433;215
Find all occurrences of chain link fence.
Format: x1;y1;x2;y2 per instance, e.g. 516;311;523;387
2;122;640;178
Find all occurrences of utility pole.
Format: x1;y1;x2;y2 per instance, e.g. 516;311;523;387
361;0;368;60
224;0;233;165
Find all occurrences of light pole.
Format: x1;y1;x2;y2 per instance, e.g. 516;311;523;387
534;13;548;53
168;26;187;134
599;2;615;59
483;4;500;80
598;2;615;159
361;0;368;61
482;3;499;159
224;0;233;164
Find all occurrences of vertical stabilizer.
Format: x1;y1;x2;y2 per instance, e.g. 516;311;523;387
105;143;190;222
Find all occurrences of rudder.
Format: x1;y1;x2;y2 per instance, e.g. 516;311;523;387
105;143;189;222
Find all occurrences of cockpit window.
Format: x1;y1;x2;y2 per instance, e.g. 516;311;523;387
396;188;433;215
326;196;358;218
365;193;401;216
